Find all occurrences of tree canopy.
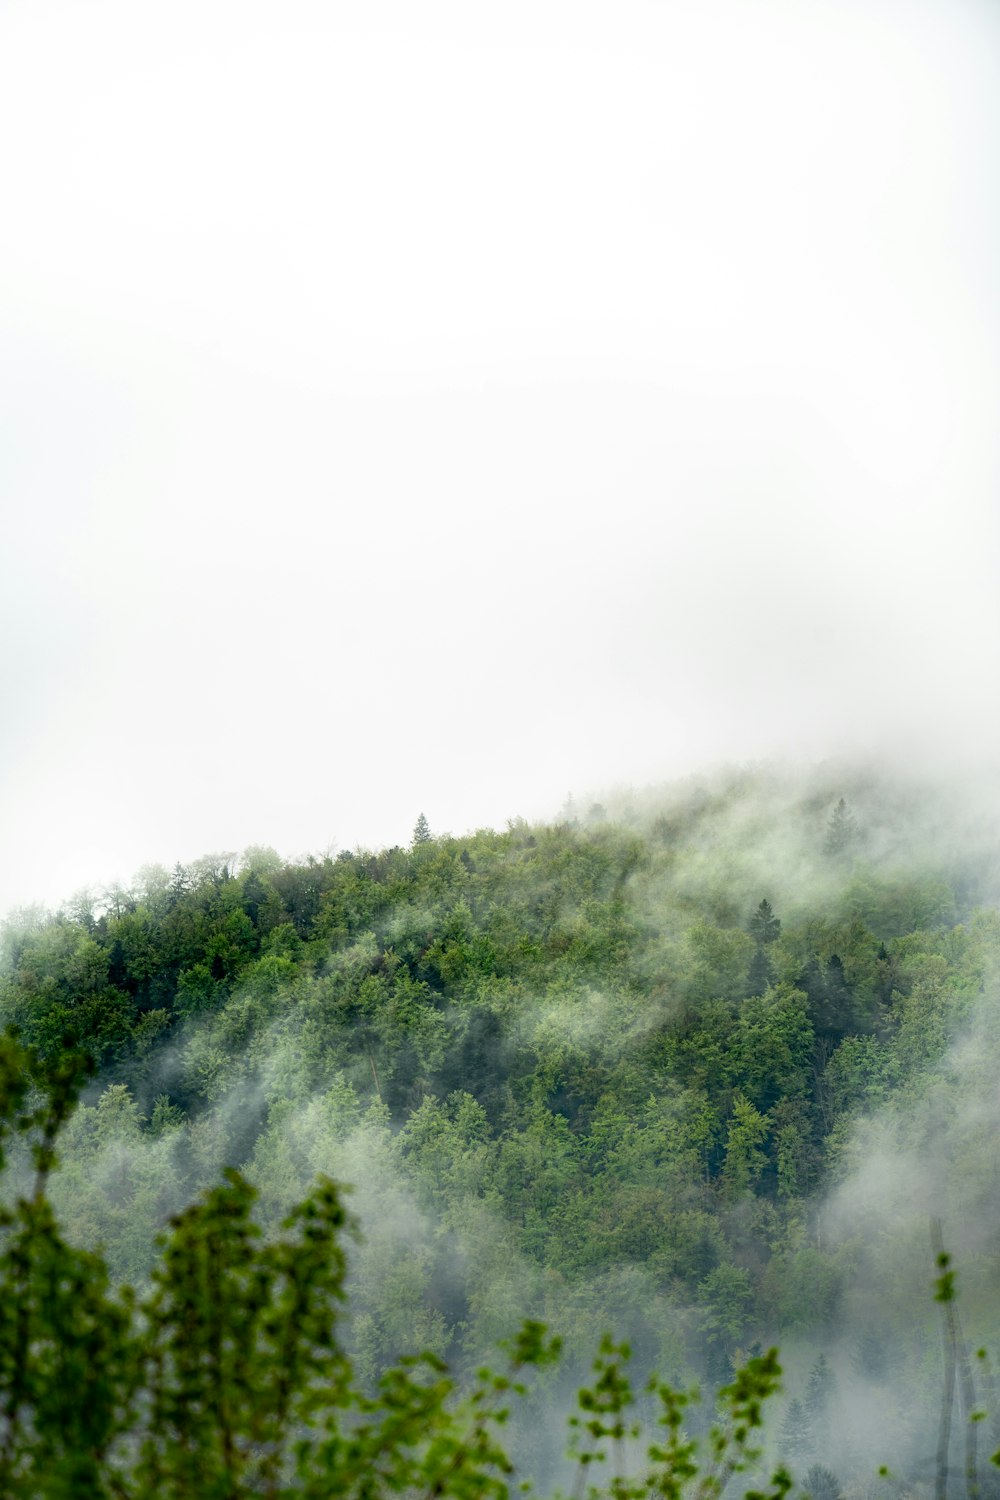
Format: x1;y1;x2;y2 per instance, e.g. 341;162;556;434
1;766;998;1491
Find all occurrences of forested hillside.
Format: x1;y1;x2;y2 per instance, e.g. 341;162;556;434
2;765;999;1484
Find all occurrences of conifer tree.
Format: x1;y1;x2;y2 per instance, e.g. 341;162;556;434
804;1352;834;1422
749;899;781;946
412;812;432;846
824;798;857;858
748;899;781;994
802;1464;843;1500
804;1353;836;1456
747;945;775;997
780;1397;813;1464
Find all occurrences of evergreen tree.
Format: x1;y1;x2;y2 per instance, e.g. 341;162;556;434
748;899;780;994
722;1094;769;1194
804;1353;835;1455
821;955;853;1036
780;1397;813;1464
804;1352;834;1422
412;812;432;846
749;899;782;946
874;942;896;1008
801;954;854;1041
802;1464;842;1500
747;944;775;997
824;798;857;858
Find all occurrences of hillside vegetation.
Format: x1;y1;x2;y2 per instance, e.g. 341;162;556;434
2;764;999;1487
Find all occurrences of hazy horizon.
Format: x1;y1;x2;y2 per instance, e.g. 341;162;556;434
2;0;998;916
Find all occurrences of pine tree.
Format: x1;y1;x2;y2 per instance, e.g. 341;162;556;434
802;1464;842;1500
804;1353;836;1455
822;955;853;1035
747;944;775;997
749;899;781;946
412;812;432;847
747;899;781;994
779;1397;813;1463
804;1352;834;1421
824;798;857;858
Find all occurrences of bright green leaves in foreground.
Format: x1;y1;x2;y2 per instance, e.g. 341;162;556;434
136;1171;350;1499
0;1033;792;1500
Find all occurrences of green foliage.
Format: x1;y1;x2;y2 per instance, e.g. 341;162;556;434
0;1032;799;1500
566;1337;787;1500
1;763;998;1453
722;1096;769;1196
749;902;782;948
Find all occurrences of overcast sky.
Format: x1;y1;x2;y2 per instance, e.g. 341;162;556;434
1;0;998;914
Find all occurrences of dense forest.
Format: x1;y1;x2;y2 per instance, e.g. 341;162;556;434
2;764;1000;1494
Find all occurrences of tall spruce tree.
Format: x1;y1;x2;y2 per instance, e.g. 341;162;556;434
748;899;781;994
824;798;857;858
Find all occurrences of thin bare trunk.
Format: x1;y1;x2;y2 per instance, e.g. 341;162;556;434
367;1048;383;1103
932;1219;958;1500
953;1304;979;1500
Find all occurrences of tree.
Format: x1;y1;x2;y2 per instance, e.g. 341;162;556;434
721;1092;769;1194
824;798;857;858
802;1464;842;1500
412;812;432;847
797;956;854;1042
804;1353;836;1454
804;1352;835;1422
749;899;781;946
747;945;775;996
733;986;814;1112
699;1261;754;1346
820;954;853;1037
0;1028;797;1500
780;1397;813;1463
748;900;781;996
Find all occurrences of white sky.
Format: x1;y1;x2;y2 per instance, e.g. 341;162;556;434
1;0;999;914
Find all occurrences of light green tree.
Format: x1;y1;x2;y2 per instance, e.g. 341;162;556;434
722;1092;769;1194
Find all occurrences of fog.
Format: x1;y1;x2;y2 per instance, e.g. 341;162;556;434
1;0;999;916
13;761;1000;1492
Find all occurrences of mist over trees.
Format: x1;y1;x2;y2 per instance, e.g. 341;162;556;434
2;763;1000;1492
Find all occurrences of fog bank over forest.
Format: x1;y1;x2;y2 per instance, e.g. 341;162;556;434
3;761;1000;1486
1;0;998;916
2;0;1000;1491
